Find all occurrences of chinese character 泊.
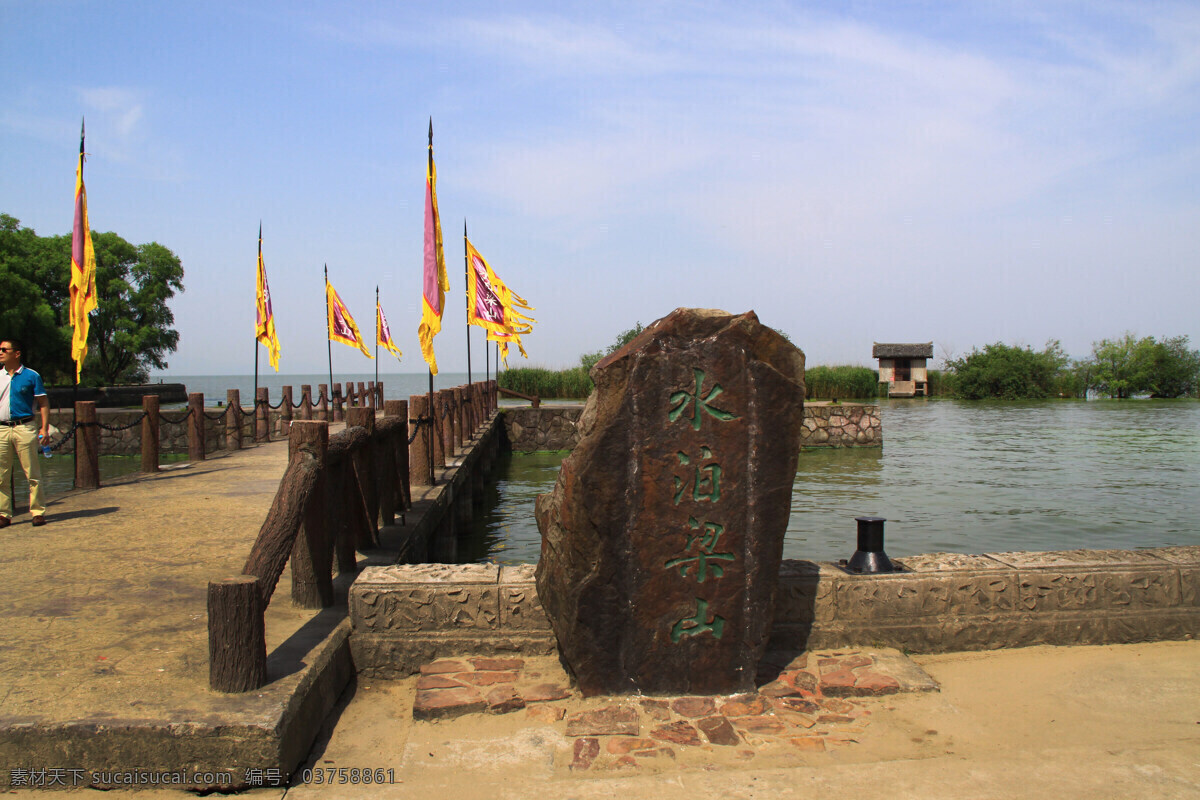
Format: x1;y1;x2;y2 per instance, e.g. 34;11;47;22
674;447;722;504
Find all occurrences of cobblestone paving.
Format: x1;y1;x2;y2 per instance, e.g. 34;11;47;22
411;649;935;773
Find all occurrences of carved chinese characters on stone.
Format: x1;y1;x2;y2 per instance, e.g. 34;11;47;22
536;308;806;696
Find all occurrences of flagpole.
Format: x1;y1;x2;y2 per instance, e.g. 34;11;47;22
375;285;380;390
73;118;85;436
325;264;334;399
464;219;472;385
427;118;436;482
254;222;261;415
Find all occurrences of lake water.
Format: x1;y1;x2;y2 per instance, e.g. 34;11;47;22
151;372;485;406
462;399;1200;564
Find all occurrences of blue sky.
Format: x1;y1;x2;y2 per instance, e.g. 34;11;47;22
3;0;1198;376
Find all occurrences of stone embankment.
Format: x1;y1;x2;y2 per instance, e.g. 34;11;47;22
349;546;1199;675
501;403;882;452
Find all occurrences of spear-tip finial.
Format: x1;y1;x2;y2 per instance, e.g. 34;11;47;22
428;117;433;145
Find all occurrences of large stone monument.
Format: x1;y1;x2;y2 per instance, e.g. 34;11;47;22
535;308;806;696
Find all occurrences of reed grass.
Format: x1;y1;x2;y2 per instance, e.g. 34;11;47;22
804;365;879;400
499;366;594;399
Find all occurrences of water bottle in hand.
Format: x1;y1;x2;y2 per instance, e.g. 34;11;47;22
38;434;51;459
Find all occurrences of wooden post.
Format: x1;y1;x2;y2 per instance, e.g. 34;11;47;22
453;387;466;452
367;381;377;410
376;381;384;407
226;389;242;450
357;382;367;410
300;385;313;421
332;384;344;422
280;385;294;436
289;421;332;608
317;384;329;422
74;400;100;489
432;390;446;470
255;387;270;442
207;576;266;692
141;395;160;473
345;407;378;542
409;394;433;487
439;389;456;460
345;381;356;408
187;392;205;461
385;399;410;511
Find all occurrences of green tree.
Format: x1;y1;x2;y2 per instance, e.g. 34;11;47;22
1145;336;1200;398
1088;333;1154;399
946;341;1069;400
0;214;184;386
579;322;646;372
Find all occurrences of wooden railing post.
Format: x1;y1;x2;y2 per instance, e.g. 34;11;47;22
280;385;294;436
208;576;266;692
255;387;270;442
226;389;242;450
357;382;368;410
431;391;446;470
332;384;344;422
317;384;329;422
376;381;384;407
289;421;332;608
345;381;356;408
385;399;410;511
300;385;313;421
75;401;100;489
188;392;205;461
439;389;456;460
141;395;160;473
452;387;465;452
409;394;433;487
345;407;378;544
367;381;377;410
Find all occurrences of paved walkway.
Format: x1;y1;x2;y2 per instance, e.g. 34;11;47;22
0;439;320;728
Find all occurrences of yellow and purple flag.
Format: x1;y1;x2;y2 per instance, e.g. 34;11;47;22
417;121;448;375
69;119;97;383
465;239;535;338
327;279;373;359
255;224;281;371
376;299;402;362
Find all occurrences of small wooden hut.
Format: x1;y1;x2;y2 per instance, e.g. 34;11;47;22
873;342;933;397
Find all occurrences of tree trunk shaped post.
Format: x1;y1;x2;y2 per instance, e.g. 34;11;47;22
207;576;266;692
367;381;377;410
385;399;410;511
317;384;329;422
439;389;456;460
409;394;433;487
331;384;344;422
300;385;313;421
141;395;160;473
289;421;332;608
345;381;356;408
187;392;206;461
431;390;446;471
255;387;270;442
345;407;378;542
226;389;242;450
357;382;368;410
376;382;384;407
280;386;293;436
74;400;100;489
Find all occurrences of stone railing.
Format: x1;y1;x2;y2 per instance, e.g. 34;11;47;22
500;403;881;452
348;545;1200;676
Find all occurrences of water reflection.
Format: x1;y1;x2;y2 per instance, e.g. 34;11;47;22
461;400;1200;564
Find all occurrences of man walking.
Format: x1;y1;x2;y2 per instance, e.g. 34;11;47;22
0;339;50;527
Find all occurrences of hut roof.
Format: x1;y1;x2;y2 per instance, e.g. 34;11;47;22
873;342;934;359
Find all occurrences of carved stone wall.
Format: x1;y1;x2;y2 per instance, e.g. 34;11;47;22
348;546;1199;674
501;404;881;452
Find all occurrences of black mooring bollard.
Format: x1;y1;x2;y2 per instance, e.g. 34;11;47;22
846;516;896;574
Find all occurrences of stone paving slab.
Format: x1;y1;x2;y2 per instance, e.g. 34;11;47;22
408;648;939;774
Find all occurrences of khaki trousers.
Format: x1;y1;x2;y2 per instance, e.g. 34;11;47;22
0;421;44;519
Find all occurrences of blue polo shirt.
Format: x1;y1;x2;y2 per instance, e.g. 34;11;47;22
0;365;47;421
